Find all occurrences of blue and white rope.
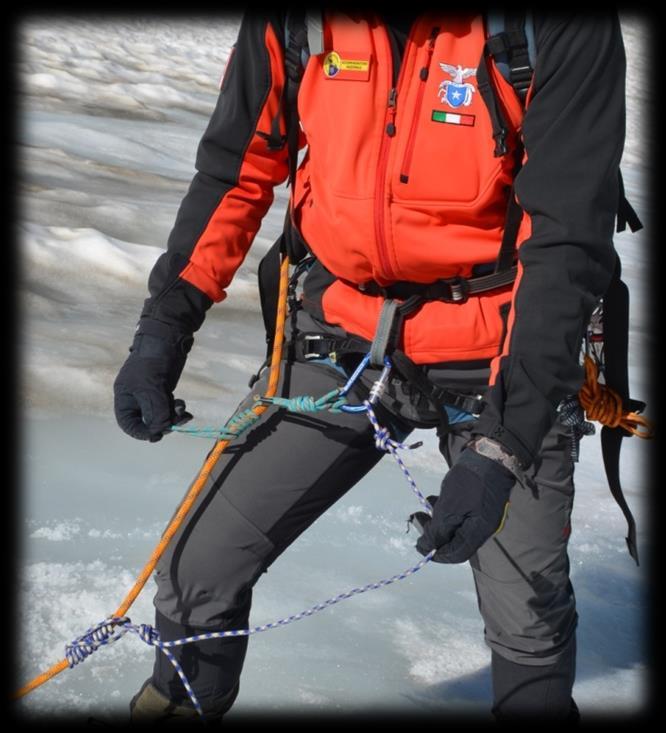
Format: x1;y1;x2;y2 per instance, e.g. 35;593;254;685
63;353;437;716
65;617;206;716
134;553;432;648
65;534;435;715
127;622;205;716
65;617;129;668
364;401;433;516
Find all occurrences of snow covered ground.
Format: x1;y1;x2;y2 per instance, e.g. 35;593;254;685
14;15;653;722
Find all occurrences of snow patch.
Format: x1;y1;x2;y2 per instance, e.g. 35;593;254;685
30;520;81;542
392;616;489;686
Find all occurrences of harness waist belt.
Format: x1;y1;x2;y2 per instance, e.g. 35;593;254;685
294;333;370;362
293;333;486;418
354;265;518;303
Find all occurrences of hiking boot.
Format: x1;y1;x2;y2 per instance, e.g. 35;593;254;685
129;679;204;724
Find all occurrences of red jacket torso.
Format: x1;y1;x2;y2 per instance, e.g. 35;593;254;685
292;12;528;363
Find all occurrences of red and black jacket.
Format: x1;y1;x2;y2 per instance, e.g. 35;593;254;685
140;12;626;469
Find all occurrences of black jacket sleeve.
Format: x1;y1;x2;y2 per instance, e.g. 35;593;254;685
140;12;288;334
473;13;626;468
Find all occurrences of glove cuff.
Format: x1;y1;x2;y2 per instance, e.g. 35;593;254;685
466;436;522;480
130;318;194;358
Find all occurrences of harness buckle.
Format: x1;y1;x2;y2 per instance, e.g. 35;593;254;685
302;334;328;360
446;276;470;303
467;394;485;418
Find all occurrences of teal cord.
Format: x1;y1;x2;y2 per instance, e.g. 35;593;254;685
261;389;347;413
170;388;348;441
171;405;262;440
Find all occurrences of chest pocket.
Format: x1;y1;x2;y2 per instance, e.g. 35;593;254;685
392;28;513;206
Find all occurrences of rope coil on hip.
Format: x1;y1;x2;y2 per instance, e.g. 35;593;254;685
579;355;654;438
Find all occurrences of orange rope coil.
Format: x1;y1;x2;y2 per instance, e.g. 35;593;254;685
579;355;654;439
15;256;292;701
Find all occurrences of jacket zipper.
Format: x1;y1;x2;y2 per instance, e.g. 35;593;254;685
400;27;439;184
374;86;398;280
374;22;416;282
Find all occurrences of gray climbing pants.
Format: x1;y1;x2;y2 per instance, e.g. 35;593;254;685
151;329;578;710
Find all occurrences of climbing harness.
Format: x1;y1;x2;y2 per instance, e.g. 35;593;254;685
22;355;437;714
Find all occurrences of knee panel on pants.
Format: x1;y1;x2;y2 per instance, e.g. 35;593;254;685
155;493;275;628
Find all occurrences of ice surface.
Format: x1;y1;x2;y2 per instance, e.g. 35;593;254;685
15;15;652;722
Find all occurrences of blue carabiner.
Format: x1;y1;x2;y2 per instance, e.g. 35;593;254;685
338;353;370;413
339;354;392;413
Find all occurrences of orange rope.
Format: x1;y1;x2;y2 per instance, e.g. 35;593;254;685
579;355;654;439
15;256;292;701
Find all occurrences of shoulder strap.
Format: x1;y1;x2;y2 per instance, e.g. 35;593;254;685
257;12;314;361
260;10;311;168
477;11;534;158
305;10;324;56
485;11;535;105
477;13;534;273
283;10;308;189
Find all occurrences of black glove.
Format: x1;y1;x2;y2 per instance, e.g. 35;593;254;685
413;446;516;564
113;317;194;442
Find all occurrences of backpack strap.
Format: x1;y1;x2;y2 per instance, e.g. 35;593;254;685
283;11;308;188
494;184;524;273
281;10;324;188
485;11;535;104
476;13;533;274
477;11;533;156
305;10;324;56
256;12;316;363
476;55;511;157
260;10;310;169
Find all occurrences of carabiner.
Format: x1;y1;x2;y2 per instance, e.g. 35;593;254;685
339;354;392;413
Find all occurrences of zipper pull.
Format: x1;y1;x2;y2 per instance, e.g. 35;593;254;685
420;27;439;81
386;87;397;137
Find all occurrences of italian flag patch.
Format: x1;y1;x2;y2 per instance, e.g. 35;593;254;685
432;110;475;126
